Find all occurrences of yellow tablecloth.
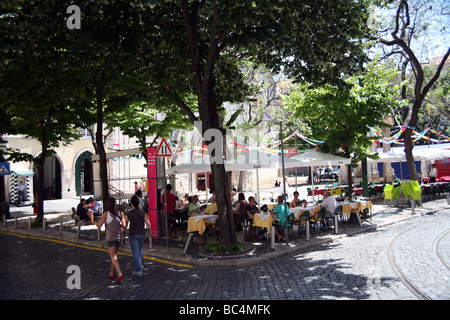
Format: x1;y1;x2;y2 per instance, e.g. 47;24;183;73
187;215;218;235
291;206;320;221
253;213;274;229
340;201;373;217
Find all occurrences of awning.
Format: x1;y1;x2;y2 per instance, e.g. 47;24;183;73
11;164;34;176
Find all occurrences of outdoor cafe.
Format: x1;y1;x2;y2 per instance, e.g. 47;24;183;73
168;147;450;252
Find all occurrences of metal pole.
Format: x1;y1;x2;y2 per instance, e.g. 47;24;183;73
163;163;169;251
271;226;275;250
60;221;63;235
148;226;154;251
42;218;46;233
305;220;310;241
183;233;194;255
334;214;339;234
280;122;288;244
356;210;362;227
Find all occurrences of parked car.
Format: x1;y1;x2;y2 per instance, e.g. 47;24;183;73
320;166;340;180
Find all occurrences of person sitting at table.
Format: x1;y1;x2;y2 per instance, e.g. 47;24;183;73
272;196;291;242
319;191;337;225
290;191;302;208
188;195;203;216
182;195;191;213
234;192;247;231
245;196;260;222
204;198;218;215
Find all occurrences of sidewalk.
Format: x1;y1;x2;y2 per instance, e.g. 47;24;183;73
1;197;448;268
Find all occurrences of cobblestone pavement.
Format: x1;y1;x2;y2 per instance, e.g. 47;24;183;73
1;208;448;301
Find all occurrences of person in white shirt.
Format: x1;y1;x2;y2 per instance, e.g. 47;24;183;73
319;191;337;218
429;164;438;183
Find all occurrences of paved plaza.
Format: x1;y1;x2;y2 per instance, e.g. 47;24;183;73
0;193;449;304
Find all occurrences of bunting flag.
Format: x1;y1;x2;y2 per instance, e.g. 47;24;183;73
100;117;450;161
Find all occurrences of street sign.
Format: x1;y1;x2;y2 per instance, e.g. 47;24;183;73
155;138;173;157
0;162;10;176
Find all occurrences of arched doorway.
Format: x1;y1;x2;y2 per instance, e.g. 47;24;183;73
75;151;93;196
32;155;62;200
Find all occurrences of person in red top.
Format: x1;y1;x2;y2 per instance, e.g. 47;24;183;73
161;184;178;239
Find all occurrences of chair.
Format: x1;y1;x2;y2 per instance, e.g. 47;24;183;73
180;213;190;242
297;210;310;239
383;184;393;197
204;215;220;242
362;208;371;221
286;213;295;240
307;188;312;201
312;207;327;235
434;184;441;199
427;185;436;200
332;205;345;231
409;180;423;202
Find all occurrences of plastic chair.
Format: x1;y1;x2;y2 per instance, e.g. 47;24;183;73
383;184;394;201
204;215;220;242
312;207;327;235
286;213;295;239
332;205;345;231
180;213;190;242
409;180;422;202
297;210;310;239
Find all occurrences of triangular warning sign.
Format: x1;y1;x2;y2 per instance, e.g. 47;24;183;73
155;138;173;157
0;165;8;174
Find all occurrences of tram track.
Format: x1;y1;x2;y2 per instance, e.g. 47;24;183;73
387;223;450;300
433;228;450;272
387;225;431;300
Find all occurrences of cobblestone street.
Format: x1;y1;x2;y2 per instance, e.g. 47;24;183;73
1;209;449;302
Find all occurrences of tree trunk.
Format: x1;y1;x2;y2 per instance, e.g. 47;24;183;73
94;79;109;201
344;146;353;195
0;153;5;219
198;91;237;245
35;119;47;222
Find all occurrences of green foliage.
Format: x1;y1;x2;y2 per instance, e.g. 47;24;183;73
284;61;406;164
204;241;244;253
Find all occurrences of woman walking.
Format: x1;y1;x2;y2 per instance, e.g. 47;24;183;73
94;197;126;283
125;195;151;276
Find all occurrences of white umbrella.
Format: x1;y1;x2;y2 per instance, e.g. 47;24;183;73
369;143;450;163
288;149;352;202
288;149;352;167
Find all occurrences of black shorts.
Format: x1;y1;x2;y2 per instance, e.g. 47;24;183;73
105;240;121;248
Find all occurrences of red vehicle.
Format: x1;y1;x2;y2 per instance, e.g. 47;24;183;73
435;158;450;181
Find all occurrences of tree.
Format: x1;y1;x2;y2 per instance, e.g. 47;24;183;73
1;0;82;221
106;100;194;162
59;1;147;201
136;0;371;245
284;61;405;191
370;0;450;180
